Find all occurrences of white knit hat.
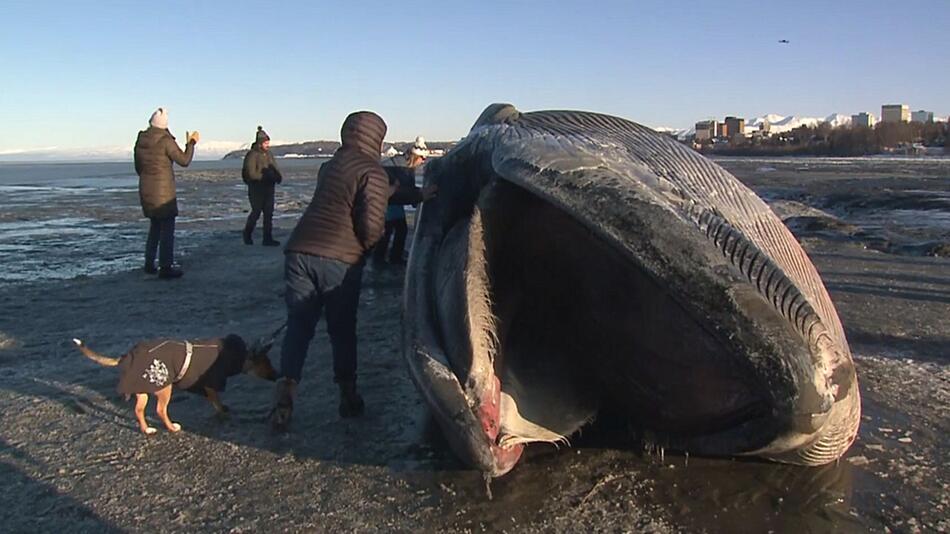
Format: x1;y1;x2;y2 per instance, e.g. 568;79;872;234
149;107;168;129
410;135;429;158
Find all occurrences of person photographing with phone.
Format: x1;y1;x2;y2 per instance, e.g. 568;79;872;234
134;107;199;279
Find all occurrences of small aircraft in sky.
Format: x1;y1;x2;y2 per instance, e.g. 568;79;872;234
778;39;790;44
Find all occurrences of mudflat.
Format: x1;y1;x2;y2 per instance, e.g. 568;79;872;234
0;158;946;532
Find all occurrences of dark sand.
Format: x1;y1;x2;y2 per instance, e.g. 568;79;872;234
0;159;946;532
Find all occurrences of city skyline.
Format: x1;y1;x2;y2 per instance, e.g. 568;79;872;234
2;0;948;160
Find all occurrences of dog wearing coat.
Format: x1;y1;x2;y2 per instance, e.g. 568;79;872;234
72;327;280;435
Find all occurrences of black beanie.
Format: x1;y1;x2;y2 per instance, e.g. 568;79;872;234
256;126;270;143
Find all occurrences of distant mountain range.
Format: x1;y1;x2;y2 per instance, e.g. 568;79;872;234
746;113;854;133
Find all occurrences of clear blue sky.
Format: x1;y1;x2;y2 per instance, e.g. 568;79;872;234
1;0;947;156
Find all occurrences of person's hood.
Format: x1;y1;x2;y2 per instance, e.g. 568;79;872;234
340;111;387;158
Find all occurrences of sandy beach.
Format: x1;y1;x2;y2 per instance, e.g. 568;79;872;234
0;158;947;532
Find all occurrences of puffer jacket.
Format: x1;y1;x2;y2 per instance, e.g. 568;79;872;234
242;143;282;185
285;112;389;264
134;127;195;218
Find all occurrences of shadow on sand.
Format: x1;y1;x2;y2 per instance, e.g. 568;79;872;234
0;440;121;533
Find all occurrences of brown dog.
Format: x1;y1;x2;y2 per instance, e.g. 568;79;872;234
73;328;280;435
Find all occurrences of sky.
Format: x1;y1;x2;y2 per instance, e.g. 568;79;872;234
1;0;948;159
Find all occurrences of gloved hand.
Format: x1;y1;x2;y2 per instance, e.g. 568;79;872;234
186;130;200;144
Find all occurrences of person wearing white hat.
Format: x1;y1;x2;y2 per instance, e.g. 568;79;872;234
374;136;437;266
134;107;199;279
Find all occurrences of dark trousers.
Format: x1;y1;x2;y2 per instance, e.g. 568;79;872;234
372;218;408;264
145;216;175;268
244;183;276;239
280;252;364;383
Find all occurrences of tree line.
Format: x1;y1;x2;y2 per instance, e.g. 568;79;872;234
700;121;949;157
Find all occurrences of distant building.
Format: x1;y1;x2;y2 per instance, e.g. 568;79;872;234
718;122;728;138
695;120;717;142
881;104;909;123
911;110;934;123
851;112;874;128
724;116;746;138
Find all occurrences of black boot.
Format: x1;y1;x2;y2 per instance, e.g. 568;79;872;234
144;262;158;275
242;228;253;245
338;380;365;418
158;266;184;279
262;216;279;246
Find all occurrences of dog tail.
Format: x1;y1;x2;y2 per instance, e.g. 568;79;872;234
72;338;120;367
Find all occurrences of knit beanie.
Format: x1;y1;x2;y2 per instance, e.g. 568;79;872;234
256;126;270;143
149;108;168;129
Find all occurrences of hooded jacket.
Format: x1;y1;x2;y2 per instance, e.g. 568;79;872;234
134;127;195;218
284;112;389;264
242;143;282;185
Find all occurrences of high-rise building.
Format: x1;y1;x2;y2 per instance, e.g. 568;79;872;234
911;110;934;123
881;104;910;123
851;112;875;128
724;116;746;138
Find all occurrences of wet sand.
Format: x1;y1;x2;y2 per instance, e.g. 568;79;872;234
0;160;947;532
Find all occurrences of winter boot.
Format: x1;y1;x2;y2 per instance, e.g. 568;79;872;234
270;378;296;433
262;218;279;246
338;380;365;418
158;266;184;279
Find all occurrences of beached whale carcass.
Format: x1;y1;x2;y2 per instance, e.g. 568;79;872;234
403;104;860;478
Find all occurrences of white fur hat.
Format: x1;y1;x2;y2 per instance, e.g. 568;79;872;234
149;108;168;129
410;136;429;158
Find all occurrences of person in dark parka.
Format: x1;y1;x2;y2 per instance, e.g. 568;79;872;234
242;126;283;246
270;111;389;431
134;107;198;279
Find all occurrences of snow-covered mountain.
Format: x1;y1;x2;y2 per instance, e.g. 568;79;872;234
651;126;695;141
824;113;852;128
746;115;807;134
744;113;853;134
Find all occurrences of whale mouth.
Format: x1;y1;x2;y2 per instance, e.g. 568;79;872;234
474;181;773;448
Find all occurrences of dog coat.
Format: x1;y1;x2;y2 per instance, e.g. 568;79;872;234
116;338;226;395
